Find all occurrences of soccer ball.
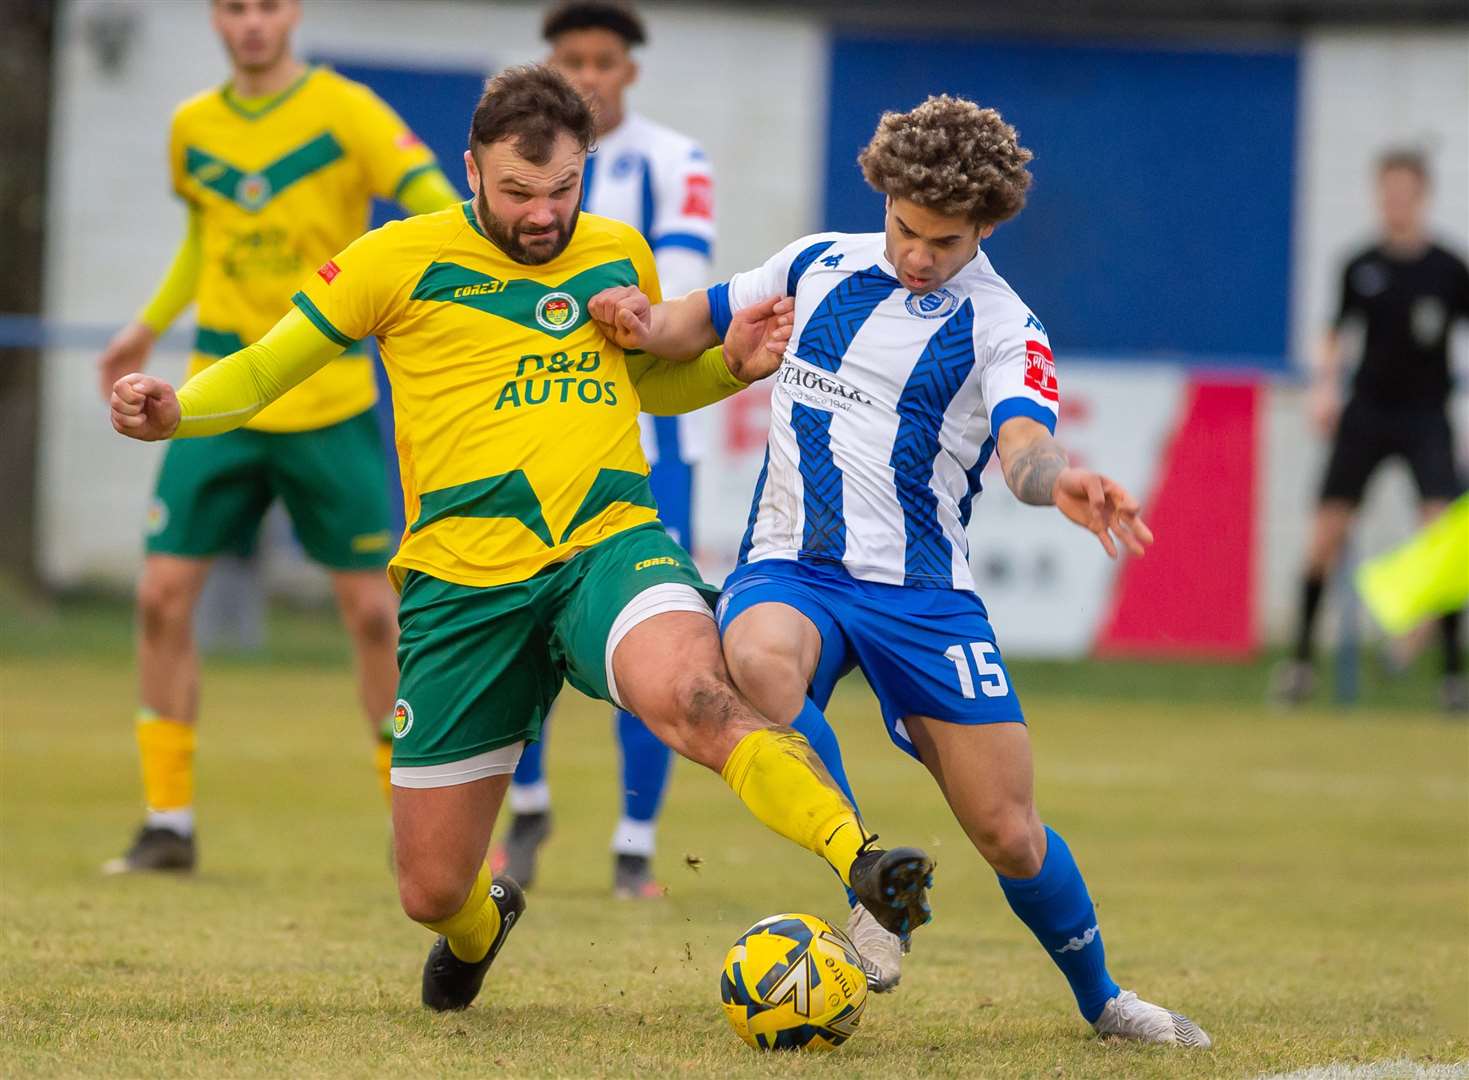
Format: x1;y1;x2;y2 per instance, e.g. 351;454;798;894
719;912;868;1051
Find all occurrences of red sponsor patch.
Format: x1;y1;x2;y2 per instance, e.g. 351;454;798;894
316;259;341;284
1023;339;1059;402
395;130;424;150
680;174;713;219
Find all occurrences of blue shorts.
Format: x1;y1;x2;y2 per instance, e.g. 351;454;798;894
715;558;1024;759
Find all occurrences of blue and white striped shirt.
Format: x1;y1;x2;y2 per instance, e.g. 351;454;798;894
708;232;1059;591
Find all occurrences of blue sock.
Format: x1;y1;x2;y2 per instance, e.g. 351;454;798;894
512;725;546;787
616;710;672;823
996;827;1120;1022
790;698;861;909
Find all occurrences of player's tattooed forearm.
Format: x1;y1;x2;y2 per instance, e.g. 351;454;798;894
1007;442;1068;506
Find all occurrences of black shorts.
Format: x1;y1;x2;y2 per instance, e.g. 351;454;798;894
1320;398;1463;504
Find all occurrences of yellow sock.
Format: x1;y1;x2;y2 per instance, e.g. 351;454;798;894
136;710;196;811
720;728;867;886
423;862;502;963
374;738;394;806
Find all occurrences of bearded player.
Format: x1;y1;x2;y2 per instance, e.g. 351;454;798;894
96;0;461;874
591;94;1212;1047
493;0;722;900
108;65;934;1011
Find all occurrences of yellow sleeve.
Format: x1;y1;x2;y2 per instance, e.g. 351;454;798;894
628;346;746;415
396;167;462;215
619;222;664;305
175;308;343;437
345;81;441;202
292;222;404;344
135;205;202;334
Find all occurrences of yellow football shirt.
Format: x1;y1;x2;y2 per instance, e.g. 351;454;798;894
170;65;438;432
294;204;666;589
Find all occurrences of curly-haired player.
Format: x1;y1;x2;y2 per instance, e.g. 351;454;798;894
589;94;1212;1046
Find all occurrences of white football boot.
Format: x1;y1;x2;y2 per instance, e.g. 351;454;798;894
1092;989;1212;1048
846;903;905;992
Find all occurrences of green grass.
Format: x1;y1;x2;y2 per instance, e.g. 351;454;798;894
2;598;1466;1077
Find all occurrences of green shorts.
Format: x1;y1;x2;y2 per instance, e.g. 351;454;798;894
390;523;716;787
145;408;393;570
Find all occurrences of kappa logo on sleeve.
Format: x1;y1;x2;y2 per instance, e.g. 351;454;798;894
316;259;341;284
1024;339;1059;402
681;174;713;219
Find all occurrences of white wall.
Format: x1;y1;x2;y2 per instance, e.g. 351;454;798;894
37;0;826;588
37;7;1469;654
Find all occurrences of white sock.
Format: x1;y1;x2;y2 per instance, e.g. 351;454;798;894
611;817;656;857
508;781;551;815
146;807;195;837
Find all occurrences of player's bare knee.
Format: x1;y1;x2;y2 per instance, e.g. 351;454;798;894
396;870;469;925
974;815;1043;877
723;634;799;699
345;599;397;650
136;572;194;641
668;669;747;765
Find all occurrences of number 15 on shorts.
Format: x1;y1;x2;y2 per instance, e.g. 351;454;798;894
945;642;1010;699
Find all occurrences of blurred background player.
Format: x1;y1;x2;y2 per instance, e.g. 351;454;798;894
95;0;461;873
1275;150;1469;713
495;0;718;899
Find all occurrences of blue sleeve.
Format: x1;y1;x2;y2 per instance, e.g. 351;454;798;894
707;282;734;340
990;396;1058;436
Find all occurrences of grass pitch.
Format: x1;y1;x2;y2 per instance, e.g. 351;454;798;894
2;598;1466;1078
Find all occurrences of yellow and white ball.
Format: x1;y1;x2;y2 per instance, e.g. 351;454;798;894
720;912;868;1051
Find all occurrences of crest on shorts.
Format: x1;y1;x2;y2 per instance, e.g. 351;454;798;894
145;498;168;537
392;699;414;739
535;291;579;331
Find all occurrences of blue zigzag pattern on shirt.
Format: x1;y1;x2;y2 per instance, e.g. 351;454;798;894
791;403;845;561
738;445;770;565
786;240;836;297
793;265;899;373
890;299;977;586
958;435;997;529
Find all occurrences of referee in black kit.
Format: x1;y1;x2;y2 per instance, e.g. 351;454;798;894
1275;149;1468;713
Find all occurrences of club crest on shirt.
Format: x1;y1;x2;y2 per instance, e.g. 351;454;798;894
905;288;959;319
1024;339;1059;402
535;292;579;331
235;172;272;211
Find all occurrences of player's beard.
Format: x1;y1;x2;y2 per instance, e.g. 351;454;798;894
476;189;579;266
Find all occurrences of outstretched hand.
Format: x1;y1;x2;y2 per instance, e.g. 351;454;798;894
588;285;653;351
111;373;181;441
1052;466;1153;559
721;295;794;383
